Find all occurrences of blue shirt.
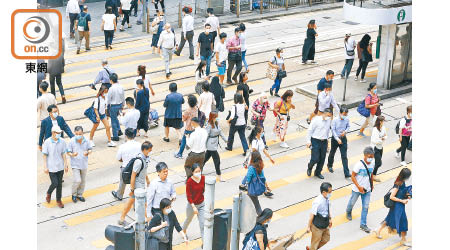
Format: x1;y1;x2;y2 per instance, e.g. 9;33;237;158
94;66;114;85
67;137;92;170
317;77;333;92
331;116;350;141
163;92;185;119
245;165;265;184
146;176;176;214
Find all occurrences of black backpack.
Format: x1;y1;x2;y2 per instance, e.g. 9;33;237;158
121;157;144;184
395;116;411;135
198;109;206;128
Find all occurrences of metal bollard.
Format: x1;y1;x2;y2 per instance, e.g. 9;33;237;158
134;188;146;250
203;176;217;250
237;0;240;18
141;0;147;32
230;194;241;250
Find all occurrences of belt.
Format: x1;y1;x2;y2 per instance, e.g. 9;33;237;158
189;151;205;155
163;47;174;50
312;138;327;142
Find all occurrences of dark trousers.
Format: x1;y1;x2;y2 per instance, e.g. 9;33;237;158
203;150;221;175
327;136;349;176
154;0;165;11
244;108;249;125
308;138;328;176
104;30;114;47
121;10;130;26
176;30;194;58
69;13;78;35
130;0;138;15
356;59;369;79
227;53;242;82
249;194;262;216
396;136;411;161
373;147;383;175
49;74;64;97
48;170;64;201
256;119;267;145
184;152;206;179
227;125;249;152
137;110;149;132
210;31;217;49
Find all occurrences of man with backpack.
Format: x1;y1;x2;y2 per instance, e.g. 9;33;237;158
112;128;141;201
118;141;153;225
90;59;115;90
395;105;412;166
346;147;374;233
74;5;91;54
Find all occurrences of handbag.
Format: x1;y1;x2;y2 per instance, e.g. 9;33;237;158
312;199;330;229
242;226;261;250
248;167;266;196
149;213;169;243
84;97;101;123
375;104;382;116
344;41;355;57
230;105;238;126
357;95;371;118
266;64;277;80
277;70;287;79
384;187;395;209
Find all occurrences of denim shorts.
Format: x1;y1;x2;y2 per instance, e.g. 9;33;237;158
93;113;106;124
217;61;226;75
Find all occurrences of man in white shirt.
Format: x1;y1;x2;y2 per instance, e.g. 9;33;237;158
184;117;208;179
205;8;220;48
119;97;141;136
37;81;57;121
346;147;374;233
307;182;333;250
307;108;332;180
106;73;125;141
174;6;194;60
112;128;142;200
215;32;228;84
158;23;176;79
66;0;80;39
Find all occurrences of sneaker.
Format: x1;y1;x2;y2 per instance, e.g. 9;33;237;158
269;88;273;96
76;49;80;54
90;140;95;147
77;196;86;202
264;192;274;197
111;137;120;142
402;242;412;247
354;76;359;81
360;225;371;233
174;153;183;159
360;79;367;83
395;152;400;159
111;191;122;201
85;48;91;51
346;212;352;221
163;137;170;142
239;184;247;191
280;142;289;148
400;161;407;166
274;93;280;97
107;141;116;147
72;195;77;203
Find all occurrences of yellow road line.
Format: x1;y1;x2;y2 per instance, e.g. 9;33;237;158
383;238;412;250
66;39;149;59
43;183;116;208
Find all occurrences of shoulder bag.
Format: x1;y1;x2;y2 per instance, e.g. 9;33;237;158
312;199;330;229
357;95;371;118
84;97;101;123
384;185;396;209
230;105;238;126
149;213;169;243
283;102;291;121
360;160;373;192
248;167;266;196
266;56;278;80
275;56;287;79
242;226;261;250
344;41;355;57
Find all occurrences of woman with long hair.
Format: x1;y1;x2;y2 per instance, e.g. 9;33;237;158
135;65;155;97
246;126;275;167
243;151;272;215
182;164;206;241
355;34;373;83
370;116;386;182
195;60;210;95
89;85;115;147
243;208;273;250
102;6;117;50
237;71;253;128
359;82;380;136
301;19;318;64
198;82;215;119
203;110;227;182
225;93;249;155
273;90;295;148
374;168;412;247
209;76;225;112
135;79;150;137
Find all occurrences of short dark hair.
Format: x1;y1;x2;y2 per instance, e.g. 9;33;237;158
125;128;136;139
205;23;211;28
136;79;145;86
110;73;118;83
39;81;49;91
141;141;153;151
187;94;197;108
159;198;172;210
202;82;210;92
207;8;214;14
234;92;244;104
340;105;349;114
281;90;294;102
219;32;227;39
47;104;57;113
106;6;113;14
276;47;283;54
320;182;332;193
74;126;83;132
239;23;246;31
169;82;177;92
125;97;135;106
156;162;168;172
326;70;334;76
235;27;240;33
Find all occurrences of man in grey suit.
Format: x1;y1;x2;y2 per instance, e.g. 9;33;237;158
48;38;66;104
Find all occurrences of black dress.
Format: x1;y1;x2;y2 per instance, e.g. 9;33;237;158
147;211;183;250
210;77;225;112
302;28;316;62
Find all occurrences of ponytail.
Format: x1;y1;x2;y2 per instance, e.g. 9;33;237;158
248;126;262;146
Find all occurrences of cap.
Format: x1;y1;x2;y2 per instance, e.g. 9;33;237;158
52;126;62;133
309;19;315;25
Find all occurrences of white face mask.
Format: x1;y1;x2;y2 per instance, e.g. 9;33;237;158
164;208;172;214
324;116;331;121
52;112;58;118
193;172;201;178
367;157;374;163
327;193;332;199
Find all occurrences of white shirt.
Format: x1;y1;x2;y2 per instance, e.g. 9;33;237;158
107;83;125;105
120;0;132;10
93;95;107;115
37;93;57;121
66;0;80;16
215;42;228;62
119;108;141;129
158;30;176;49
311;194;331;218
102;14;116;31
351;160;374;193
182;15;194;34
186;127;208;153
307;116;332;143
195;70;206;84
251;138;265;153
370;126;387;150
239;32;247;52
134;76;150;90
344;37;357;60
205;16;220;32
116;140;141;168
229;103;246;126
198;92;215;118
